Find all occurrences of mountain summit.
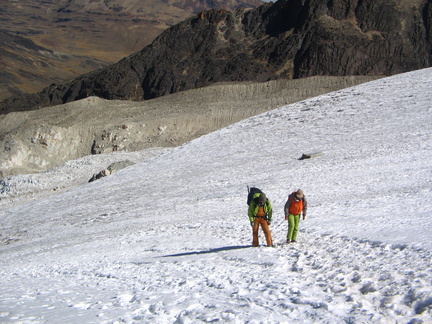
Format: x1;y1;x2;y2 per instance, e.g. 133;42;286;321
1;0;431;113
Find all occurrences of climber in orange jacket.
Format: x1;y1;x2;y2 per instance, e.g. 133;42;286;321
284;189;307;243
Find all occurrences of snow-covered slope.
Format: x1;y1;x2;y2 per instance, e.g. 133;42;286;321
1;69;431;323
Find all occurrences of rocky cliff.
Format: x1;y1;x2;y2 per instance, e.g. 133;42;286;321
1;0;431;114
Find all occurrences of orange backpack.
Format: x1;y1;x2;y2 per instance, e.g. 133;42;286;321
289;195;304;215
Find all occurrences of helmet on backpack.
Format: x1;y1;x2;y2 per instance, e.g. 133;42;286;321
257;193;267;204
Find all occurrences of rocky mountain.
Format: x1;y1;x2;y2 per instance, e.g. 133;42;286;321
0;0;263;101
2;0;430;114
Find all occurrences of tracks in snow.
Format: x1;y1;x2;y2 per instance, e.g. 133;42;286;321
1;230;431;322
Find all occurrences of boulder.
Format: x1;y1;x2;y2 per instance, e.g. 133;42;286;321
89;160;135;182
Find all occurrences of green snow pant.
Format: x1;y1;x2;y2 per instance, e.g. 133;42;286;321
287;214;301;242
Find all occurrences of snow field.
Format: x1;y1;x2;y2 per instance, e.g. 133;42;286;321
1;231;431;323
1;68;432;322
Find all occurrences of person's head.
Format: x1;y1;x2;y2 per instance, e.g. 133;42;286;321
295;189;304;200
257;193;267;205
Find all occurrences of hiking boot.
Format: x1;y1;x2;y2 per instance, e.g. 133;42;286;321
291;240;297;243
286;239;291;243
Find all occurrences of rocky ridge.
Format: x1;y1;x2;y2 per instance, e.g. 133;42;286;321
0;75;378;177
1;0;431;113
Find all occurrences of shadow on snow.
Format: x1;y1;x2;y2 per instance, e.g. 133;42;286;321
161;245;252;258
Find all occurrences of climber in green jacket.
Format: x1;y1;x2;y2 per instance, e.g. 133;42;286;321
248;192;273;247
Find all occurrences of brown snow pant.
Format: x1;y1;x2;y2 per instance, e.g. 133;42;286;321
252;217;273;247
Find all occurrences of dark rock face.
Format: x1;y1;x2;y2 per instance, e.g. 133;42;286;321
1;0;431;114
425;0;432;62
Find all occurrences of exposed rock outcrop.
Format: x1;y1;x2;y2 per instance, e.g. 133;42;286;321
89;160;136;182
1;0;431;114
